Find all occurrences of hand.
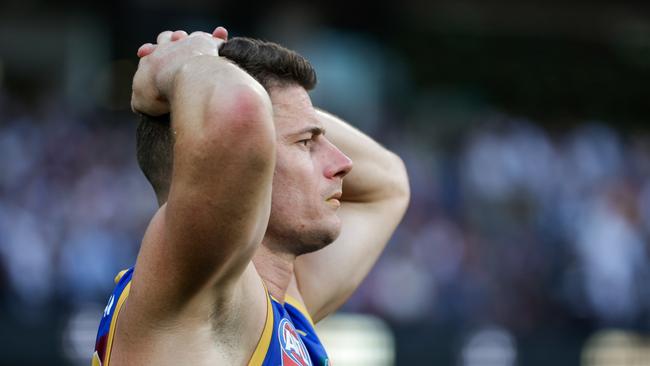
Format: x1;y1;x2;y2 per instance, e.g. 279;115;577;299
131;27;229;116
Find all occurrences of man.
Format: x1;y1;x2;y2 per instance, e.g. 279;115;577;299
93;26;409;366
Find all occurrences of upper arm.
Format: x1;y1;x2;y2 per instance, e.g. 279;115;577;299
131;58;275;317
294;155;410;322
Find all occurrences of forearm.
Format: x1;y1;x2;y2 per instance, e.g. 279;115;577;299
155;55;274;292
316;109;409;203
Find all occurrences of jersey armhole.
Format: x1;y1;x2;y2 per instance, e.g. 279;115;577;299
247;281;274;366
103;281;132;366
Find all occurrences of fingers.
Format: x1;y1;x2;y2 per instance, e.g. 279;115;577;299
157;27;226;43
189;26;228;40
189;30;212;37
137;43;156;57
139;27;228;58
212;26;228;41
171;30;188;41
157;30;173;44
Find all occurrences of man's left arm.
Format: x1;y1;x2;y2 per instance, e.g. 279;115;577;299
293;109;410;322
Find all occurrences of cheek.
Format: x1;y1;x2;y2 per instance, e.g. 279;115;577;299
272;157;322;212
271;170;293;206
276;150;318;187
272;159;304;203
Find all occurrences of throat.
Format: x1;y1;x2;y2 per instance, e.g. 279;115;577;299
252;243;297;303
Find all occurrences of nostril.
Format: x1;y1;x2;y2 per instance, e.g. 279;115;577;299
334;158;353;178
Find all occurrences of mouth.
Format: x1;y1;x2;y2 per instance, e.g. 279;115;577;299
326;198;341;208
327;191;342;200
326;191;342;207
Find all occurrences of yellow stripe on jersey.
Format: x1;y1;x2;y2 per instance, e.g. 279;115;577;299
247;289;274;366
284;295;315;326
114;269;129;285
92;351;102;366
103;281;131;366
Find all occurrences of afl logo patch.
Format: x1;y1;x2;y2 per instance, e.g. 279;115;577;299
278;318;312;366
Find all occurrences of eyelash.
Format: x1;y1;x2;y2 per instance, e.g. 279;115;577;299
299;133;319;147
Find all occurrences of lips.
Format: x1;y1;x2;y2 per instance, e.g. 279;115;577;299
327;191;342;201
326;199;341;208
326;191;342;207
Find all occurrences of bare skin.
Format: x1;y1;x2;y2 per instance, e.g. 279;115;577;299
109;27;409;365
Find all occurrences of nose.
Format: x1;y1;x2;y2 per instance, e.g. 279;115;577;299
325;142;353;179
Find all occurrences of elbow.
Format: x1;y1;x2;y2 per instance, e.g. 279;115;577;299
224;83;273;128
387;153;411;208
227;84;275;147
203;83;276;160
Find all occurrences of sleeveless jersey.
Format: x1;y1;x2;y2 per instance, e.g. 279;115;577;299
92;268;331;366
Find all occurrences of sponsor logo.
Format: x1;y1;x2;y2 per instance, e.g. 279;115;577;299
278;318;312;366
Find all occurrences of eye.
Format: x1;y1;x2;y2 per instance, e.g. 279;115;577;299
298;138;312;147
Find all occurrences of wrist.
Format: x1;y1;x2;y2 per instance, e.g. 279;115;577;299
164;55;225;101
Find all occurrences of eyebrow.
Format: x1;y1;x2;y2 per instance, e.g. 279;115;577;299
292;126;326;137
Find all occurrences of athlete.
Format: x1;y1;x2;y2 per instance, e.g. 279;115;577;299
93;26;410;366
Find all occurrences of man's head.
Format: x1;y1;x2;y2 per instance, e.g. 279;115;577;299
136;37;352;255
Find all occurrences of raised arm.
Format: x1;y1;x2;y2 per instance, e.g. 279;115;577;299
128;32;274;318
293;109;410;322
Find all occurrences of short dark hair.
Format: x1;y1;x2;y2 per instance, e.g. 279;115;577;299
136;37;317;204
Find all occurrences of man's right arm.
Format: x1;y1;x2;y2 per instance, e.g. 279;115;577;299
127;34;275;319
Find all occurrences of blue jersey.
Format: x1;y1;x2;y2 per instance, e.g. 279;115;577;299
92;268;330;366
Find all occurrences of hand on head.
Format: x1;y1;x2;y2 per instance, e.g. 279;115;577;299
136;27;228;58
131;26;229;116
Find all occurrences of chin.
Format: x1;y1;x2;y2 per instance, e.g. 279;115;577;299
292;220;341;256
266;210;342;255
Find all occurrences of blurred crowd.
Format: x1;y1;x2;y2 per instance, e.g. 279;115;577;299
351;117;650;333
2;88;650;333
1;26;650;364
0;92;154;315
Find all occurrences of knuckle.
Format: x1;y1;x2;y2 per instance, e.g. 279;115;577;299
189;31;211;38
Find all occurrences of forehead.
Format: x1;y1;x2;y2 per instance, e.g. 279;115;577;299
269;85;320;134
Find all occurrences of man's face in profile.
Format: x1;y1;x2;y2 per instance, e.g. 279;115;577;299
264;85;352;255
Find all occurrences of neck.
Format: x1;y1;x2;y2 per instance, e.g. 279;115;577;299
252;240;296;303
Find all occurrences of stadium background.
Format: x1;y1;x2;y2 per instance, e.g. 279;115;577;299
1;0;650;365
